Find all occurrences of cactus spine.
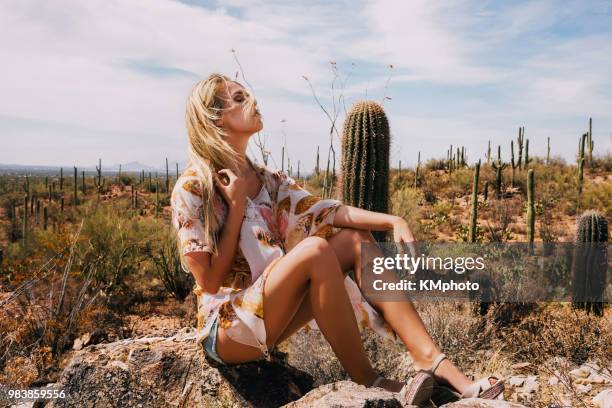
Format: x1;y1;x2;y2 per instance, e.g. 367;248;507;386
527;169;535;243
572;210;608;316
469;160;481;243
341;100;390;241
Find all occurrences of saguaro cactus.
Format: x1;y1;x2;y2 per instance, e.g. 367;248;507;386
572;210;608;316
22;195;28;247
315;146;320;175
94;158;105;202
524;139;532;169
341;100;390;241
517;127;525;169
414;152;421;188
526;169;535;243
578;157;585;195
491;146;506;199
73;167;78;206
546;137;551;165
165;157;170;192
587;117;594;167
469;160;481;243
510;140;518;187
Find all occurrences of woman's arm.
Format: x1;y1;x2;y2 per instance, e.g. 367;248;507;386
186;168;247;294
185;204;245;293
332;204;417;245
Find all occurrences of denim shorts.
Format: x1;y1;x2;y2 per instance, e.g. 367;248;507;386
203;317;227;365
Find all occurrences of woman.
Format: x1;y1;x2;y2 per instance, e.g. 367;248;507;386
170;73;505;405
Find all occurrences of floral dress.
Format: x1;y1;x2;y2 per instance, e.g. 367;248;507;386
170;157;396;360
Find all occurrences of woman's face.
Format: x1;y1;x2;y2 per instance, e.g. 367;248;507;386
217;81;263;137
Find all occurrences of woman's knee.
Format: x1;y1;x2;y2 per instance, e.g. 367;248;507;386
296;236;334;258
295;237;342;276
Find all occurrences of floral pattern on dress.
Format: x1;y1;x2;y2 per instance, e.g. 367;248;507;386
170;157;397;361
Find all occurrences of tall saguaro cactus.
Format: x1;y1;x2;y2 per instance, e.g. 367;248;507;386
526;169;535;243
341;100;390;241
491;146;506;199
517;126;525;170
587;117;594;167
510;140;518;187
469;160;481;243
572;210;608;316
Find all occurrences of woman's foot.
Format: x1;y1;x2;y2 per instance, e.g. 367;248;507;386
412;352;472;394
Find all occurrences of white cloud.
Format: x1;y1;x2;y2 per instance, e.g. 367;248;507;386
0;0;611;170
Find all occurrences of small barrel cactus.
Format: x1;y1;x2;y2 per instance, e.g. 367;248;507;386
341;100;390;241
572;210;608;316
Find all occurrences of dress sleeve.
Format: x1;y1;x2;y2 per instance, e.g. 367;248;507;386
274;171;343;250
171;176;216;256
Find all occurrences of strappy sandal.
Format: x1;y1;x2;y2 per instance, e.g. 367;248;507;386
371;372;434;407
460;375;505;400
424;353;505;401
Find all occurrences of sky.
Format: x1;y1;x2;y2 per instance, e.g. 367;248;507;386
1;0;612;172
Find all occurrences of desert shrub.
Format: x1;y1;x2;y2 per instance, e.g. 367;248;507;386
480;198;521;242
151;228;194;301
591;152;612;172
581;181;612;219
500;304;611;364
425;158;447;171
76;205;166;298
390;186;424;239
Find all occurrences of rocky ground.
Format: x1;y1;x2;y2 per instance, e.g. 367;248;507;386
3;328;611;408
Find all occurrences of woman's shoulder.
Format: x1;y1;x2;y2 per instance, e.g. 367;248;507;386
172;167;203;200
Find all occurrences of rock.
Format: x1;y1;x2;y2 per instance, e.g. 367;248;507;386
593;389;612;408
521;376;538;394
46;328;314;408
282;381;529;408
508;376;525;387
441;400;527;408
282;381;404;407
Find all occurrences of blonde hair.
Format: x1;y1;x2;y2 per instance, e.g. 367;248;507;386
179;73;259;272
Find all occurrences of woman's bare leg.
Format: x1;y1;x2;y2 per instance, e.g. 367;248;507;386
214;236;403;392
326;228;474;394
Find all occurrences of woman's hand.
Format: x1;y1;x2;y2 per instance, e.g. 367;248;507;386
213;168;247;211
391;217;420;258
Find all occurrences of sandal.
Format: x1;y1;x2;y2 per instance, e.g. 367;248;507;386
424;353;505;401
371;372;434;407
460;375;505;399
